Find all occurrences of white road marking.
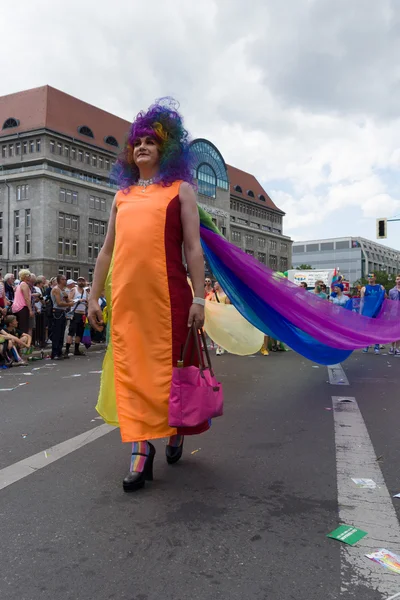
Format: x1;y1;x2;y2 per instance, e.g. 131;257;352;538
0;423;115;492
328;363;349;385
332;395;400;598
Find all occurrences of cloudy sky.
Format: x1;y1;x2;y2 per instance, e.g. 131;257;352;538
2;0;400;249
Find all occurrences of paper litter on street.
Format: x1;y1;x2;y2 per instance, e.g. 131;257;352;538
393;493;400;499
327;525;367;545
365;549;400;574
351;478;377;489
0;384;28;391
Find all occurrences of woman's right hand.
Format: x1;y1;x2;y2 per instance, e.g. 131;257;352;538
88;299;104;331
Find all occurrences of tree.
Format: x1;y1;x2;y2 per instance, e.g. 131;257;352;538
354;271;394;290
296;264;314;270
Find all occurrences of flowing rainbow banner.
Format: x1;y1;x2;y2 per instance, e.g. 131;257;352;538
198;209;399;366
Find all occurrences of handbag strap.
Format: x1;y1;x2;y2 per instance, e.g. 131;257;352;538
180;325;215;377
198;328;214;376
181;325;203;368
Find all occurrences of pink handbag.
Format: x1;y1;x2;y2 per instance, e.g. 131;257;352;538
169;326;224;428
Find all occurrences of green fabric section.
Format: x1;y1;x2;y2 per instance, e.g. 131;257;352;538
197;205;223;237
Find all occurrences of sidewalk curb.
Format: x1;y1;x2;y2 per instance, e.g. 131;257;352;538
29;343;107;358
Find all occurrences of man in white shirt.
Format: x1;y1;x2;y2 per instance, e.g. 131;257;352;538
65;277;89;357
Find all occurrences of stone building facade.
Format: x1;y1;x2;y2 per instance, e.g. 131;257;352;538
0;86;292;279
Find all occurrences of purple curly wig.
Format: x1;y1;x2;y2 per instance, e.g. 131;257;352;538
111;97;194;189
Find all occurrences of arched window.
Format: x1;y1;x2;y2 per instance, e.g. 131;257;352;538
78;125;94;138
190;139;229;192
104;135;119;147
2;117;19;130
197;163;217;198
247;190;255;197
234;185;243;193
258;194;266;202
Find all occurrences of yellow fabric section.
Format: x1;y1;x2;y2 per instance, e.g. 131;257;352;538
204;301;264;356
96;260;119;426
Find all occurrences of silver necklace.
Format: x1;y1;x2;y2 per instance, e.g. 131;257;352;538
137;178;154;192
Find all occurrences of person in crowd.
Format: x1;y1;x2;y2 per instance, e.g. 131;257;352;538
300;282;308;289
204;277;213;300
209;281;230;355
98;291;107;312
12;269;33;338
320;283;329;298
3;314;32;348
0;271;8;319
329;283;348;307
388;274;400;355
4;273;15;306
203;278;216;348
28;272;41;341
260;335;270;356
44;277;57;341
88;99;206;493
209;281;230;305
65;277;89;356
33;276;47;348
50;275;75;360
361;273;385;354
313;280;328;299
0;315;31;365
66;279;77;293
92;291;107;343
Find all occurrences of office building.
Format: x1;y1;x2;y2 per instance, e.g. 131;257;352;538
292;236;400;284
0;86;291;279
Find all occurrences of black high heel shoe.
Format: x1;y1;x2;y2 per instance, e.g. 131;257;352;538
123;442;156;492
165;439;184;465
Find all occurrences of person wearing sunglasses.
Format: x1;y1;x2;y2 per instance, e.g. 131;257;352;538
204;278;213;299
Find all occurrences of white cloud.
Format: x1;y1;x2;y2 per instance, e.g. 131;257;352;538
1;0;400;248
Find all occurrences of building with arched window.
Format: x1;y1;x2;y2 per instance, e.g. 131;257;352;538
0;85;291;277
190;139;292;273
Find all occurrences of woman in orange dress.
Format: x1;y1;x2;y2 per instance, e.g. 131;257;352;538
88;99;207;492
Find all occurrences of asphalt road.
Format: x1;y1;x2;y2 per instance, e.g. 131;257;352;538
0;347;400;600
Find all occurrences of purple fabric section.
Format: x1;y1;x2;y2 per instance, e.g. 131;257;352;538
200;227;400;349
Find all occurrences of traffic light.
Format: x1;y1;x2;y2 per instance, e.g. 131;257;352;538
376;218;387;239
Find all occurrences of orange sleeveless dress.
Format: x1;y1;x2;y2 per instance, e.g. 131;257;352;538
96;181;210;442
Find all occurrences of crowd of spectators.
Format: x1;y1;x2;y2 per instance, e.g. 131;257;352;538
0;269;107;367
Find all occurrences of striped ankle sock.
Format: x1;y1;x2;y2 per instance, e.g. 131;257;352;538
168;435;184;448
130;441;150;473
